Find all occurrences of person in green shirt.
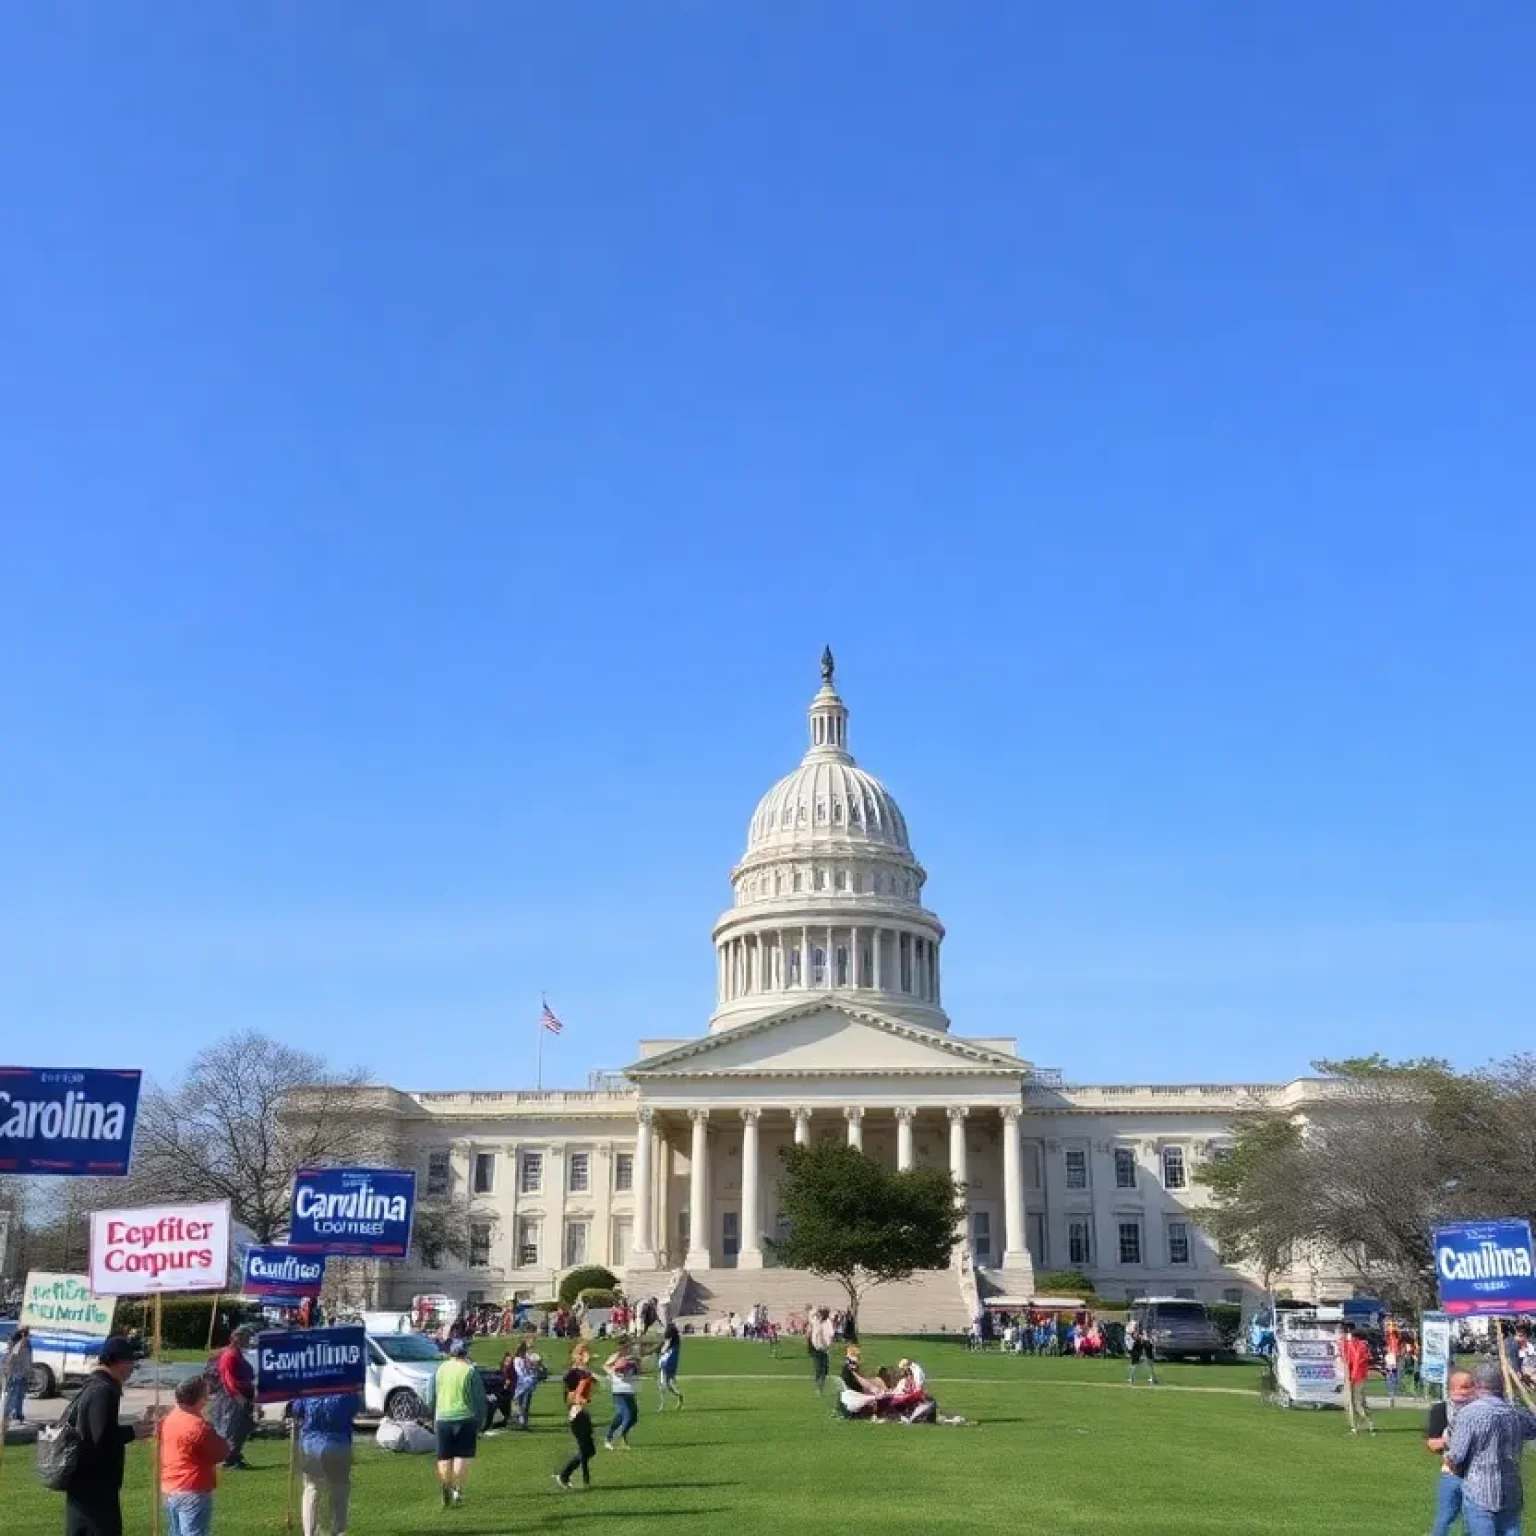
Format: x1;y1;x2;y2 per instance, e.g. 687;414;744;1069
421;1339;487;1508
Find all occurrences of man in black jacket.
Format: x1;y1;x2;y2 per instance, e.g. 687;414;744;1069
65;1336;154;1536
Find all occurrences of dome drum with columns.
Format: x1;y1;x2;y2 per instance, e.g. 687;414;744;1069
308;653;1350;1328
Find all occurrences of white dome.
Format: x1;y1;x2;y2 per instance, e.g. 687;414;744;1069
709;650;948;1033
747;756;911;855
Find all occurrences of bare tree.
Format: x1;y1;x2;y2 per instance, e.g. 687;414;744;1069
1200;1055;1536;1309
129;1032;375;1242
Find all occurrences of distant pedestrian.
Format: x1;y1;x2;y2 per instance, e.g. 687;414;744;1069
807;1309;834;1395
512;1339;543;1428
3;1325;33;1424
290;1388;363;1536
1125;1316;1158;1387
603;1341;640;1450
211;1326;257;1469
657;1322;684;1411
1446;1361;1536;1536
1385;1341;1402;1405
554;1343;597;1491
157;1375;230;1536
1338;1324;1376;1435
63;1336;156;1536
423;1337;485;1508
1426;1369;1476;1536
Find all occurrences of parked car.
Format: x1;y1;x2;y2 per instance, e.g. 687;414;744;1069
1130;1298;1226;1362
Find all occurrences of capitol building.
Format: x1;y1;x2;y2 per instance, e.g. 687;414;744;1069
347;655;1338;1328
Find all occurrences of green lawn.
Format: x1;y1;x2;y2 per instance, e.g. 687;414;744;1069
0;1338;1440;1534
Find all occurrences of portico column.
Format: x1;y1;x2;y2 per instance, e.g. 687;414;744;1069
793;1107;811;1146
826;925;834;988
631;1108;656;1265
845;1106;864;1151
685;1109;712;1269
739;1109;763;1268
895;1107;916;1171
1000;1107;1028;1269
948;1107;970;1265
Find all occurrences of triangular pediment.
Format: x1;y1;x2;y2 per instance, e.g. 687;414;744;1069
626;1000;1028;1079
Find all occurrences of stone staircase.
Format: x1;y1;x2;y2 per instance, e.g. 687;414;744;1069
629;1264;972;1336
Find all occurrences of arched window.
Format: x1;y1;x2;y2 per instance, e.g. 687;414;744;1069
835;869;848;891
835;946;849;986
810;947;826;985
793;870;804;892
816;868;828;890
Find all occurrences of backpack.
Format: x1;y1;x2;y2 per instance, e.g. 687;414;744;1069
34;1392;85;1492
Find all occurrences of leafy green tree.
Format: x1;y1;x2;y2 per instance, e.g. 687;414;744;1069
768;1141;961;1325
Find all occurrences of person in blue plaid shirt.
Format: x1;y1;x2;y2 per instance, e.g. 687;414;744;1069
1445;1361;1536;1536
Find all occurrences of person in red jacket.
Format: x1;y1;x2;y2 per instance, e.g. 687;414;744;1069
211;1327;257;1468
1338;1323;1376;1435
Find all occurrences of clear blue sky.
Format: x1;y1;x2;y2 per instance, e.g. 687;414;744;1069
2;5;1532;1091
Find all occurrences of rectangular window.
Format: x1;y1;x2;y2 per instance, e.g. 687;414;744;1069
1168;1220;1191;1265
469;1220;492;1268
1223;1288;1243;1305
614;1152;634;1193
722;1211;740;1260
1064;1148;1088;1190
1162;1146;1187;1190
1114;1148;1136;1189
1027;1211;1047;1266
611;1218;632;1268
516;1218;540;1268
1118;1220;1143;1266
1024;1143;1043;1190
520;1151;543;1194
1068;1218;1092;1268
970;1210;991;1265
1175;1288;1196;1300
472;1152;496;1195
568;1152;591;1194
426;1150;451;1197
563;1220;589;1268
1207;1144;1232;1163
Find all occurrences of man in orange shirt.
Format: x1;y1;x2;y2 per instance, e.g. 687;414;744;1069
159;1375;232;1536
1339;1323;1377;1435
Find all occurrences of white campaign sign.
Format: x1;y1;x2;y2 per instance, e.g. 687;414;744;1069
88;1200;232;1296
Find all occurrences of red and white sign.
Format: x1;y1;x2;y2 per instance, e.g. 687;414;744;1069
88;1200;231;1296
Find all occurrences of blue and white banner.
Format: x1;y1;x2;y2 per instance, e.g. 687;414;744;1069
254;1325;367;1404
1420;1311;1452;1387
1433;1219;1536;1317
288;1167;416;1258
0;1068;141;1177
242;1246;327;1298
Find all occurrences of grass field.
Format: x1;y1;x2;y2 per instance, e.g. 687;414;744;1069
1;1337;1439;1534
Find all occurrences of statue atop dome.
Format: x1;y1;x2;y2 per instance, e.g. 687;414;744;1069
820;645;835;686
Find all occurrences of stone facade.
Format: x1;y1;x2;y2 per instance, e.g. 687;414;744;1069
342;657;1341;1316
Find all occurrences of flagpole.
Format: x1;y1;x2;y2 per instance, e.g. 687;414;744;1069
537;994;544;1091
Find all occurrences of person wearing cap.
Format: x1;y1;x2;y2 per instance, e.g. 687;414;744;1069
421;1336;486;1508
211;1325;256;1469
1444;1360;1536;1535
64;1335;156;1536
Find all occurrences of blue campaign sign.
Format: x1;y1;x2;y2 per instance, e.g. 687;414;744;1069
243;1246;328;1297
0;1068;142;1177
1433;1220;1536;1317
288;1167;416;1258
254;1325;367;1404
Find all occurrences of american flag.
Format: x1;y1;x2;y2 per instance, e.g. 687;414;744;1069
540;999;565;1035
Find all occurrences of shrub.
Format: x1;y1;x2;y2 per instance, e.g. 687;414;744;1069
1032;1271;1095;1296
558;1265;619;1307
576;1288;621;1309
115;1297;237;1351
1208;1302;1242;1347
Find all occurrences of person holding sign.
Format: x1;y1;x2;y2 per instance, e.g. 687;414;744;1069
421;1337;486;1509
212;1327;257;1469
290;1389;363;1536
